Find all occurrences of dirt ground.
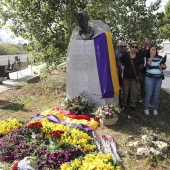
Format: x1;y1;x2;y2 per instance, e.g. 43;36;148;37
0;72;170;170
96;87;170;170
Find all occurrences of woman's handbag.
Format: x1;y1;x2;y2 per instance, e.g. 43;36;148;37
131;58;143;83
136;73;143;83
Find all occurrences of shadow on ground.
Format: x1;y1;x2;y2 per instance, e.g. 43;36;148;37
1;102;30;112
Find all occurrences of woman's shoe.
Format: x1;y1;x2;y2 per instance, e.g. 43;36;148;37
144;110;149;116
153;110;158;116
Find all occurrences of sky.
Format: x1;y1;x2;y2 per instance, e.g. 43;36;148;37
0;0;169;44
147;0;169;10
0;27;26;44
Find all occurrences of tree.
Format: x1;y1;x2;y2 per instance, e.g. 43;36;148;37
0;0;163;68
86;0;163;47
0;43;27;55
158;0;170;40
0;0;87;67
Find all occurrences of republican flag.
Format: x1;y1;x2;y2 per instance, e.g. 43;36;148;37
93;32;120;98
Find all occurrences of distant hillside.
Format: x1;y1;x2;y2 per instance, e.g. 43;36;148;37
0;43;28;55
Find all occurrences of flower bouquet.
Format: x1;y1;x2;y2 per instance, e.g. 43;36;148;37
63;92;96;115
27;122;43;139
48;130;65;150
94;104;121;125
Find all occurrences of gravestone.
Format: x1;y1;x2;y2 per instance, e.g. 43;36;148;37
66;20;118;106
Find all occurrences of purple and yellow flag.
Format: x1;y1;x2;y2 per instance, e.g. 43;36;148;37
93;32;120;98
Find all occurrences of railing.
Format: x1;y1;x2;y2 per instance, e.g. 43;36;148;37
7;62;30;79
0;54;30;66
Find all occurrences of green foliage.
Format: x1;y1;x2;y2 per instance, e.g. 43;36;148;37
0;0;163;64
0;43;28;54
158;0;170;40
86;0;163;48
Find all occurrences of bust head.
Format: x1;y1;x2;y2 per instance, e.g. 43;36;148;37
77;11;89;32
77;10;94;40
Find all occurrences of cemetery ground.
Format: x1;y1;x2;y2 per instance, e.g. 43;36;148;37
0;69;169;170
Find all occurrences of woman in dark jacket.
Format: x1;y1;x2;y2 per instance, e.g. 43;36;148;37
120;41;143;111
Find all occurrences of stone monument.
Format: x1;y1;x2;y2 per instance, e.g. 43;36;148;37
66;11;119;106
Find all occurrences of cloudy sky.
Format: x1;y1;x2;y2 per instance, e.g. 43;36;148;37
0;27;26;44
0;0;169;44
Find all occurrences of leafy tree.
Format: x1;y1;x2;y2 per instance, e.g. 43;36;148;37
0;0;163;68
86;0;163;47
158;0;170;40
0;43;27;55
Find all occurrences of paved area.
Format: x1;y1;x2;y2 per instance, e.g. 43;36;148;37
159;53;170;94
0;64;43;93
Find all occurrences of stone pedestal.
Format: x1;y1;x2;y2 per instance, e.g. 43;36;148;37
66;20;118;106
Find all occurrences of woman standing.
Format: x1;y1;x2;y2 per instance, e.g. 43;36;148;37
144;45;167;115
120;41;143;111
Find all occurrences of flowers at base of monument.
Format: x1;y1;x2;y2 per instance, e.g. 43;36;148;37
39;118;96;152
0;126;39;162
0;119;92;169
27;121;43;133
63;92;96;115
11;147;85;170
61;152;122;170
48;130;65;143
0;118;23;135
63;128;97;151
94;104;121;119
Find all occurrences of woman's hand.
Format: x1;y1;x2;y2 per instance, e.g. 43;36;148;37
150;51;156;59
159;64;167;70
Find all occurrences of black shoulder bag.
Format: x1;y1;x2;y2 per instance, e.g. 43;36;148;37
130;58;143;83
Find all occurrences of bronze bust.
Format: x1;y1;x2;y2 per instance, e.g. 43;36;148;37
77;11;94;40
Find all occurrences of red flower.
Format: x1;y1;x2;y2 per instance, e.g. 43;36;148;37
12;161;19;170
49;130;64;139
27;122;43;132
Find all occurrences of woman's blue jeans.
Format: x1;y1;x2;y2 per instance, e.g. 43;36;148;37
145;76;162;110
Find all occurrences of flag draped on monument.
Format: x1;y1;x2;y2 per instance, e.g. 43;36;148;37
93;32;120;98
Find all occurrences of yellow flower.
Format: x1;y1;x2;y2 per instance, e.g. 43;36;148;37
31;118;96;151
0;118;23;135
62;152;119;170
